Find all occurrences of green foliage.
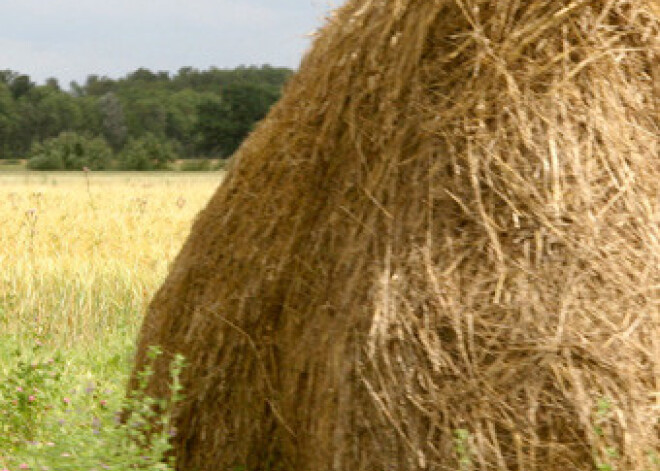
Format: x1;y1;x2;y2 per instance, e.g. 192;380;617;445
99;92;127;151
18;86;84;144
45;77;61;91
0;343;63;448
453;429;473;471
195;82;280;157
165;89;213;157
8;75;33;100
0;83;16;158
27;132;113;170
119;133;178;170
0;341;185;471
0;65;292;163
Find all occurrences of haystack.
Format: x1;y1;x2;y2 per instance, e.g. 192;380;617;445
129;1;660;469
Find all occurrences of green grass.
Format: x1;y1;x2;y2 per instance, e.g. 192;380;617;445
0;274;173;471
0;337;183;470
0;172;219;470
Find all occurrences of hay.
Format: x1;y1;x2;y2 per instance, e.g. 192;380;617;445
129;0;660;469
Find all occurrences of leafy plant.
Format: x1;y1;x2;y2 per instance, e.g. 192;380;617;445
0;343;62;449
26;132;113;170
592;397;621;471
118;133;178;170
0;344;185;471
454;428;473;471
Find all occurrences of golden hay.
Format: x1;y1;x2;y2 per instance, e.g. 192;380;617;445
130;1;659;469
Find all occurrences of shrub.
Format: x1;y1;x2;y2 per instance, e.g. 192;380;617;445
26;153;63;170
118;134;179;171
179;159;212;171
27;132;113;171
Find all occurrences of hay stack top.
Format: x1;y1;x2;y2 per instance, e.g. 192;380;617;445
131;1;659;470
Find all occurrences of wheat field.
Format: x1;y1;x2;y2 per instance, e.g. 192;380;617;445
0;171;221;470
0;171;221;347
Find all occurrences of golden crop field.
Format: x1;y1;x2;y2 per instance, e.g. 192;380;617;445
0;171;221;348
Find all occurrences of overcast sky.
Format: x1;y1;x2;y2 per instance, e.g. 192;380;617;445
0;0;335;86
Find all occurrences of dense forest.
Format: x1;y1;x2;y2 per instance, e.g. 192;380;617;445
0;65;293;169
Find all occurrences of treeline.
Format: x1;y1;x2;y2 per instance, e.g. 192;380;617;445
0;65;293;169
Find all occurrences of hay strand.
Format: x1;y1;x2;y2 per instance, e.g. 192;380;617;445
130;1;660;469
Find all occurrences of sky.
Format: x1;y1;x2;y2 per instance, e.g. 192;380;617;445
0;0;336;86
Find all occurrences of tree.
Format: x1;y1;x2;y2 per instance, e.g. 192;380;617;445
75;96;103;136
9;75;34;100
0;83;16;158
166;89;215;157
84;75;116;96
193;97;228;156
194;83;279;157
69;81;85;97
45;77;61;91
0;65;293;164
99;92;127;151
7;86;84;156
0;70;18;85
125;95;168;137
127;68;158;83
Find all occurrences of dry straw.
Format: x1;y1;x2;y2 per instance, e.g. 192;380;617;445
130;0;659;469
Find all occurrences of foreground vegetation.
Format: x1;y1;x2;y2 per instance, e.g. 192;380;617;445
0;172;220;469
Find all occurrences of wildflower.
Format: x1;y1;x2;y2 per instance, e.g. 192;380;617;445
46;442;55;447
28;395;36;402
16;386;23;392
19;464;29;469
99;400;107;407
62;397;70;404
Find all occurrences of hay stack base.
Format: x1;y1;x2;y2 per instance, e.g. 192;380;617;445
130;1;660;470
